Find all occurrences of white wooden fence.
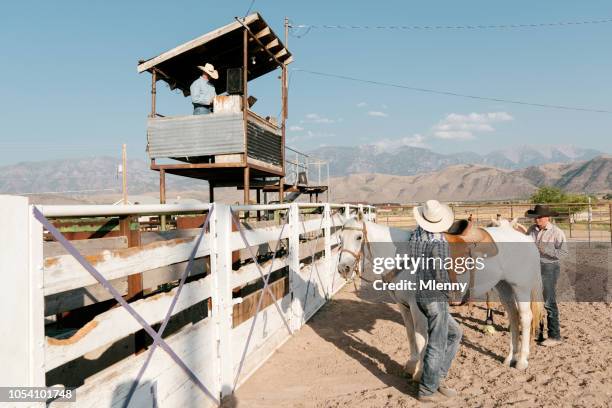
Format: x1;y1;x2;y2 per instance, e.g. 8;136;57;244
0;196;375;408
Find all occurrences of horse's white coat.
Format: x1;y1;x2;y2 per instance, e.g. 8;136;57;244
338;216;542;379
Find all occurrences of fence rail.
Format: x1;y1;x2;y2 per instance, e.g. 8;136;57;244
0;196;375;407
376;202;612;245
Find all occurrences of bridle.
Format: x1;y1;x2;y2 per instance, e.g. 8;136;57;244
339;221;374;284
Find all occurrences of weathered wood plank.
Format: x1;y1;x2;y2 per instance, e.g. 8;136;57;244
232;257;288;290
140;228;200;245
137;13;259;73
45;257;210;316
52;316;218;408
231;293;293;387
43;236;128;258
264;38;279;49
254;26;271;39
44;277;128;317
44;235;212;295
232;277;288;327
45;276;212;371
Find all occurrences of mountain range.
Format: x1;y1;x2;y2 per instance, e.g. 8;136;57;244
309;144;603;176
328;155;611;203
0;145;609;204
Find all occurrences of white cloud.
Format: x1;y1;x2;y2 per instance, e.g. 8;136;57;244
357;102;367;108
371;134;426;153
432;111;513;140
305;113;335;124
367;111;389;117
289;125;304;131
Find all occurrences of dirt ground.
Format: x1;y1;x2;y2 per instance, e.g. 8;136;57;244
232;283;612;407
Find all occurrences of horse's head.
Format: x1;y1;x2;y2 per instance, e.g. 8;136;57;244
337;214;366;279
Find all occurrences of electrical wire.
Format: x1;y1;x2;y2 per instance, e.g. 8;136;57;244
244;0;256;17
290;17;612;32
292;69;612;114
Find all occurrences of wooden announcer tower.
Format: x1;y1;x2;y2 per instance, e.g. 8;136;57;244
138;13;307;204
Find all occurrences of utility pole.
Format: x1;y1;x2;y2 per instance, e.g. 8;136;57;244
122;144;128;204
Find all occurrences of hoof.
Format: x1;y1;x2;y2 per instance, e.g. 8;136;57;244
411;370;422;382
404;360;419;375
482;324;496;335
515;360;529;370
503;355;516;366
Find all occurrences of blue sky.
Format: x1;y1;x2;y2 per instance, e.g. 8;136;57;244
1;0;611;165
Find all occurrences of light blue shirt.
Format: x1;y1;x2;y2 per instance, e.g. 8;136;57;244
190;77;216;106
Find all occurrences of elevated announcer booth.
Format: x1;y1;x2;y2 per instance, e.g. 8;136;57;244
138;13;292;204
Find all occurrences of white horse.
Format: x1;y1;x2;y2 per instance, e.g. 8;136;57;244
337;213;542;380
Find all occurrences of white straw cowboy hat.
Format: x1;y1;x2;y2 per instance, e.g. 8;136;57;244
413;200;454;233
197;63;219;80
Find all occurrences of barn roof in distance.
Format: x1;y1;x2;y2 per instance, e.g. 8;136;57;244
137;13;292;95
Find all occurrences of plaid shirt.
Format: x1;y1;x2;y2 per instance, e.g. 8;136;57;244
409;226;451;299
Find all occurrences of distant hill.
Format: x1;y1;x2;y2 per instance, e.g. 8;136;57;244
309;144;603;177
0;157;198;195
328;156;612;203
1;151;609;205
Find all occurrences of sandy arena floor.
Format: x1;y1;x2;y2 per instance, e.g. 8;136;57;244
231;283;611;408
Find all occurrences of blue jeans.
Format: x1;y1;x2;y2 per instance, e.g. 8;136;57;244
193;106;211;115
416;297;463;396
539;262;561;340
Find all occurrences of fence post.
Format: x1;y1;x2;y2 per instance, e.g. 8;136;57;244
0;196;45;388
210;203;234;399
345;203;351;219
323;203;332;298
288;203;302;331
609;203;612;246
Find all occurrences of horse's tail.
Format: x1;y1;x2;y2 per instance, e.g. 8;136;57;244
530;278;544;338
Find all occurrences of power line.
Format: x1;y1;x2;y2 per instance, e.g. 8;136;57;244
290;17;612;34
292;69;612;114
244;0;256;17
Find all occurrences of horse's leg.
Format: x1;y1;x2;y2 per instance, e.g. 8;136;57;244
411;304;428;382
485;292;494;326
397;303;420;379
481;292;497;334
496;282;519;366
515;299;533;370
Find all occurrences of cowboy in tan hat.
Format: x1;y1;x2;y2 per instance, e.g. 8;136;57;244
411;200;462;403
525;204;567;346
190;63;219;115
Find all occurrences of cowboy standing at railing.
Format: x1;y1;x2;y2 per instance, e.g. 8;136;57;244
190;63;218;115
411;200;462;403
525;204;568;346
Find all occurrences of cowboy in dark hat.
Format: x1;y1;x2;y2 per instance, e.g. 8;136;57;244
525;204;568;346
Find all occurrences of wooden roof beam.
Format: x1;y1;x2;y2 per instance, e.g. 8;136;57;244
254;27;271;39
265;39;279;49
235;18;289;68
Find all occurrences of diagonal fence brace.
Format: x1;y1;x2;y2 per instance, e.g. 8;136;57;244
232;210;290;388
32;207;219;406
300;215;326;319
231;212;292;336
123;205;214;407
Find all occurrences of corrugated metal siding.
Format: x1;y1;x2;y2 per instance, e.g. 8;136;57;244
147;114;245;159
247;121;282;166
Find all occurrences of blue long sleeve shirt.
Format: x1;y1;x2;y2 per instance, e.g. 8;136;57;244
190;77;216;106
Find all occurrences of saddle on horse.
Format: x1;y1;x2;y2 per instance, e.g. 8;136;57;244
445;219;498;259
